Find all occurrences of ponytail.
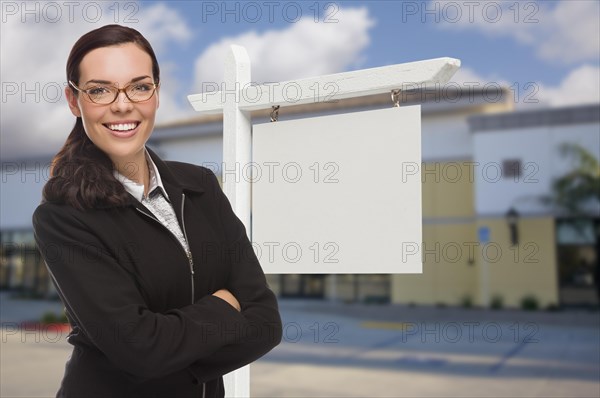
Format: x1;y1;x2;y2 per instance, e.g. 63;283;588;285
42;118;130;210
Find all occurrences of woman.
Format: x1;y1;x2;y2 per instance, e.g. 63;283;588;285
32;24;282;397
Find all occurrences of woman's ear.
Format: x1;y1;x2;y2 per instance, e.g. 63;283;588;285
65;86;81;117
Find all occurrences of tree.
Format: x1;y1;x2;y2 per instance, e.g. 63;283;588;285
545;143;600;304
548;143;600;216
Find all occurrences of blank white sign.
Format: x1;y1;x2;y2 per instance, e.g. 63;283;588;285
251;106;422;274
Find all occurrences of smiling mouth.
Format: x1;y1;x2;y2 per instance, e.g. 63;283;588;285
103;122;140;132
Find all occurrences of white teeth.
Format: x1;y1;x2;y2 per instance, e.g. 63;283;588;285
106;123;138;131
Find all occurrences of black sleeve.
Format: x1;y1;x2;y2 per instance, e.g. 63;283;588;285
187;169;283;382
32;203;274;381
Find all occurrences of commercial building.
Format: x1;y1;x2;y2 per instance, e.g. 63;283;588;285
1;88;598;308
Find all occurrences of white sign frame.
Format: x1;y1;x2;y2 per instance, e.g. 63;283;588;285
187;45;460;398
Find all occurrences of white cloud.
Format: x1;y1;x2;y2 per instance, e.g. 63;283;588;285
192;7;375;91
134;3;192;53
435;0;599;65
536;1;599;64
0;1;192;161
448;65;599;109
536;65;600;107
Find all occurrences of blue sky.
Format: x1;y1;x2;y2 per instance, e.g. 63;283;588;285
1;0;599;160
147;0;599;92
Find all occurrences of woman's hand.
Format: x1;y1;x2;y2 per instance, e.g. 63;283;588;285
212;289;241;312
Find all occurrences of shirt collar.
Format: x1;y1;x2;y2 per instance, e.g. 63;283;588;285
113;147;170;202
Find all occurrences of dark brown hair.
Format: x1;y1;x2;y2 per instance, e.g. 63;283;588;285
43;24;160;210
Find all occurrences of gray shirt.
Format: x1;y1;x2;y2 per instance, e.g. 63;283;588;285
113;148;190;254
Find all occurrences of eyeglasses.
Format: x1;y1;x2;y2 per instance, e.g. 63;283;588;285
68;80;159;105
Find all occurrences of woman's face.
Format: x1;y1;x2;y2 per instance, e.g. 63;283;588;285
65;43;159;168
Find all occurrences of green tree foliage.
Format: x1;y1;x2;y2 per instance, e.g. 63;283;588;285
547;143;600;216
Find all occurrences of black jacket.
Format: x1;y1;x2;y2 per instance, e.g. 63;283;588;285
32;148;282;397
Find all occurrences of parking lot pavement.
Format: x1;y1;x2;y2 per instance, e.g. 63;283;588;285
1;326;70;397
253;300;600;397
1;294;599;397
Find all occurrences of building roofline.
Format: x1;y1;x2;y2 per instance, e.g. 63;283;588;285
469;103;600;132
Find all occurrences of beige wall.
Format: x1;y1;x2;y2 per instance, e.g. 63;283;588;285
475;217;559;308
390;216;559;308
392;161;476;305
422;160;475;218
392;160;559;308
391;222;478;305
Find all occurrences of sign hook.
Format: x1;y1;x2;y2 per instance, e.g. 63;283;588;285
391;89;401;107
270;105;280;122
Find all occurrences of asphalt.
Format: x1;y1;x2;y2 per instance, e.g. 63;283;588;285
1;292;599;397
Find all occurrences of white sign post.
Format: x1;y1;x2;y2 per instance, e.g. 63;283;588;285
188;45;460;397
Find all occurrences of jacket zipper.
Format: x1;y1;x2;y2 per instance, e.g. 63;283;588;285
180;195;205;398
180;193;195;305
134;193;195;304
135;195;202;395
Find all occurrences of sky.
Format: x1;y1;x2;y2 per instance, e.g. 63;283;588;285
1;0;599;161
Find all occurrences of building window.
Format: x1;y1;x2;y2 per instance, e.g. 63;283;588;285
502;159;522;179
0;230;53;298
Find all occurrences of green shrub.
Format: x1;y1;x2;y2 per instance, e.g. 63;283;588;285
40;311;68;324
520;295;539;311
40;311;58;324
460;295;473;309
490;295;504;310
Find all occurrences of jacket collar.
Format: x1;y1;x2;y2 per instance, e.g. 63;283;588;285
97;147;205;209
146;147;206;195
113;148;169;203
